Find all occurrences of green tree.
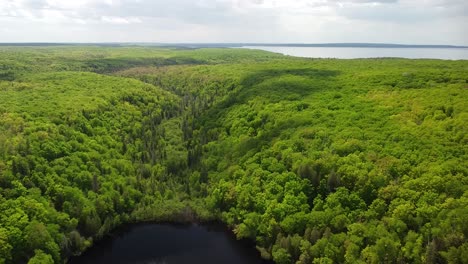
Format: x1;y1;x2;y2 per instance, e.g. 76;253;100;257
27;250;53;264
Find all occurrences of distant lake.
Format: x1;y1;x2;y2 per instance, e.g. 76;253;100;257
241;46;468;60
69;223;270;264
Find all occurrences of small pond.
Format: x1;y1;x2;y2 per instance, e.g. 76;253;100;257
69;223;271;264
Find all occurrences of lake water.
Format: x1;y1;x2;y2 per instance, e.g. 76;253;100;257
68;223;270;264
241;46;468;60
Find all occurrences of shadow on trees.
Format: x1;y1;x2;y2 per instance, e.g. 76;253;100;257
196;67;341;155
199;67;340;125
241;68;340;87
222;68;339;111
82;56;207;73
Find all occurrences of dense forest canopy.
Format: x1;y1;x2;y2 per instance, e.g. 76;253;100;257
0;46;467;264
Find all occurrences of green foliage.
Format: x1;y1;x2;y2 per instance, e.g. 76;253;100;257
27;250;53;264
0;46;467;263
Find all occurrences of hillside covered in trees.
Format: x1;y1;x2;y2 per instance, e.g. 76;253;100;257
0;46;467;264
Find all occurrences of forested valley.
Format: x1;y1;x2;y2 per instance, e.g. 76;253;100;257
0;46;467;264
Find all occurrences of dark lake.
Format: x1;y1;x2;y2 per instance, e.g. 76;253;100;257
68;223;270;264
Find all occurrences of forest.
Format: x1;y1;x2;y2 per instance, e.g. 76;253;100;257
0;46;467;264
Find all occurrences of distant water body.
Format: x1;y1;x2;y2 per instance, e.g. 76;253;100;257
241;46;468;60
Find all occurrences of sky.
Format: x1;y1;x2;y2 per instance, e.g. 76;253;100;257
0;0;467;45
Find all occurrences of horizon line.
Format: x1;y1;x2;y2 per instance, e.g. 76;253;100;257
0;42;467;48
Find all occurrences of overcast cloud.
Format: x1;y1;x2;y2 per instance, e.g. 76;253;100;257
0;0;466;44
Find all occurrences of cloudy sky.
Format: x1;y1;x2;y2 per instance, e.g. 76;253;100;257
0;0;467;44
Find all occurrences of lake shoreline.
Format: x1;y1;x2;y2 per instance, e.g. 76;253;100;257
68;221;273;264
239;46;468;60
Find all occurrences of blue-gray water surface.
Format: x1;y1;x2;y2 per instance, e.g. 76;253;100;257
241;46;468;60
69;223;270;264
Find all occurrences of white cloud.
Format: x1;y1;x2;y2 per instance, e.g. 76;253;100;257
101;16;142;24
0;0;466;44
